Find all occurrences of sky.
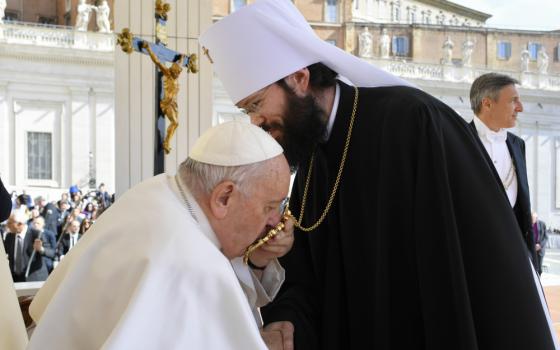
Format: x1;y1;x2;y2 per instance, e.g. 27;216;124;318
452;0;559;31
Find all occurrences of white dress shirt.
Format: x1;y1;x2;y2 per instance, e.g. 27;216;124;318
473;116;517;207
325;82;341;140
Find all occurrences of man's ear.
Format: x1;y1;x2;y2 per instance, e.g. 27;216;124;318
283;68;310;97
209;181;235;219
481;96;493;111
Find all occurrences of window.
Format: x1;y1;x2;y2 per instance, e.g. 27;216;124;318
64;12;71;26
231;0;247;12
5;11;19;21
325;0;338;23
528;42;541;61
27;132;52;180
392;36;409;56
325;39;337;46
497;41;512;60
390;1;401;22
407;7;416;23
38;16;56;25
554;45;560;62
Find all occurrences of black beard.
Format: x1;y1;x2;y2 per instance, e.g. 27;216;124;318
275;86;327;172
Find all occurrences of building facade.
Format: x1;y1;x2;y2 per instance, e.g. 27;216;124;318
0;2;115;200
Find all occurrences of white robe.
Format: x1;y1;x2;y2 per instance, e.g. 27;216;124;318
28;174;267;350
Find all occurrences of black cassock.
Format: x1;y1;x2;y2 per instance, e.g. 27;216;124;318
0;177;11;222
262;82;555;349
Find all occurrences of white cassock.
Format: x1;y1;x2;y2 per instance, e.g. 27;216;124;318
232;257;284;327
28;174;267;350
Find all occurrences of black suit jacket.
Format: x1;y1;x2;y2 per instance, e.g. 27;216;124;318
58;233;82;256
470;121;537;265
535;220;548;257
3;228;48;282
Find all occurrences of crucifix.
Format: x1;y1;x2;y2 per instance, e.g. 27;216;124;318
116;0;198;175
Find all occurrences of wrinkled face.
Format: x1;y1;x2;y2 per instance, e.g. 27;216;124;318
237;83;327;170
487;84;523;129
217;157;291;259
8;217;26;234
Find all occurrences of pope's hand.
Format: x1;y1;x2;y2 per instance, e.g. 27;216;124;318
260;321;294;350
249;217;294;268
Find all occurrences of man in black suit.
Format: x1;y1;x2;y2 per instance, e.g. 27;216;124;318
3;211;48;282
532;212;549;275
57;220;82;257
469;73;536;266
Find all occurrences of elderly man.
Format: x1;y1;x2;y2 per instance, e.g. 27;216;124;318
28;121;292;350
200;1;558;349
3;211;48;282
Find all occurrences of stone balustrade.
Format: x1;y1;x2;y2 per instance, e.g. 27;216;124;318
0;21;114;52
367;58;560;91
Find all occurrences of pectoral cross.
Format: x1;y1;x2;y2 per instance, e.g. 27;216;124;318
116;0;198;175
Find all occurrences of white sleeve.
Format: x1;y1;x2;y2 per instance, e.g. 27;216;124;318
250;258;285;308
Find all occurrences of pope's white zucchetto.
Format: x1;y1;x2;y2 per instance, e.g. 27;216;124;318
189;120;283;166
199;0;412;104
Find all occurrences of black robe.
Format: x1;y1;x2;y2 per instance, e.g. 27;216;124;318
262;82;555;349
0;177;11;222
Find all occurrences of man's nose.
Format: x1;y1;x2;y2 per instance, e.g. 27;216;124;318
267;210;282;226
516;101;524;112
249;113;265;126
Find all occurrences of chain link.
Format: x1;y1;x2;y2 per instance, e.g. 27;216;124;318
289;86;359;232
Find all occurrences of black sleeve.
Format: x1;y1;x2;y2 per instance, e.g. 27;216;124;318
261;182;320;350
0;177;11;222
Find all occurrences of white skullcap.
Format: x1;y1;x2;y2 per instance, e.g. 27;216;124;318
199;0;413;104
189;120;283;166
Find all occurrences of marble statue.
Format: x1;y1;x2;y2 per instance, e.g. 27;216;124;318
358;27;373;58
379;28;390;58
95;0;111;33
538;47;549;74
75;0;93;32
462;39;474;67
442;36;454;65
0;0;6;23
521;49;530;72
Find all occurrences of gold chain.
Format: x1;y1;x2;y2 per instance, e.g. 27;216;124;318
289;86;359;232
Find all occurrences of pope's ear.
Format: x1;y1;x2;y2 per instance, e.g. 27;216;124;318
283;68;310;97
209;181;235;219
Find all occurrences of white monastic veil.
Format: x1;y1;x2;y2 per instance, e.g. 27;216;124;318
199;0;413;104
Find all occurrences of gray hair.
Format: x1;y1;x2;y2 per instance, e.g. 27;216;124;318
178;157;269;197
470;73;519;115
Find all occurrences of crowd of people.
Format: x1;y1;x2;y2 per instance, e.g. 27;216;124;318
1;183;114;283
